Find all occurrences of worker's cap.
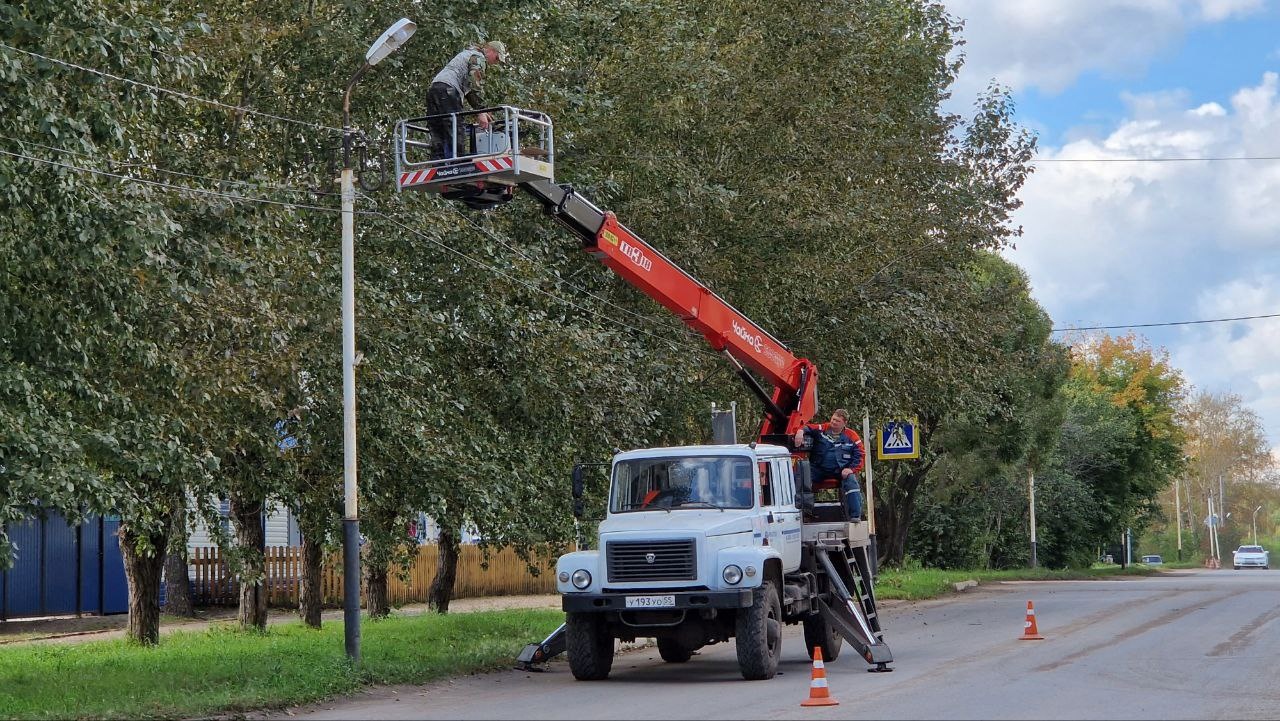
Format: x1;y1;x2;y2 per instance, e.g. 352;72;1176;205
483;40;510;63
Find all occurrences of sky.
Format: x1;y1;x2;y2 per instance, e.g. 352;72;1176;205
943;0;1280;455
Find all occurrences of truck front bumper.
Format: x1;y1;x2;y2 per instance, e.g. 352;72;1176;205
562;588;754;612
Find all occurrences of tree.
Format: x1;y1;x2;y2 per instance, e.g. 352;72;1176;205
1058;333;1187;553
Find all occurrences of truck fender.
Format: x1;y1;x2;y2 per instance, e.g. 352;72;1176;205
716;546;783;590
556;550;601;594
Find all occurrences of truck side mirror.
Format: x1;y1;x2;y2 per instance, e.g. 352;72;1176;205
572;464;585;519
793;460;814;514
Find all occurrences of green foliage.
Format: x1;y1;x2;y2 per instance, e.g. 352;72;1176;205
2;0;1224;604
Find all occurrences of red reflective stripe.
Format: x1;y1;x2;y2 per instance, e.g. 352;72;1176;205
474;157;512;173
398;169;439;187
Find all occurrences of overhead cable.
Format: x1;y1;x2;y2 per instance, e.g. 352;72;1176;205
1052;312;1280;333
0;147;342;213
0;41;343;134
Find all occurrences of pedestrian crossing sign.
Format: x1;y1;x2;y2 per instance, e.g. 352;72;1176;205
877;418;919;460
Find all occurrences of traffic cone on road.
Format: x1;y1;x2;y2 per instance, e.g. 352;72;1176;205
800;646;839;707
1019;600;1045;640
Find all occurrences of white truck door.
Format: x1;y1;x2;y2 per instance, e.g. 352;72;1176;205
770;458;803;571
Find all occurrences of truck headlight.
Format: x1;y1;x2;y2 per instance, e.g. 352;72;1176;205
722;564;743;585
558;571;570;583
571;569;592;589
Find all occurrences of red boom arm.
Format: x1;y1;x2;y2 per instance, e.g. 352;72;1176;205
587;212;818;439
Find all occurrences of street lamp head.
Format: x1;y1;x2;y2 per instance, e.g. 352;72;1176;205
366;18;416;66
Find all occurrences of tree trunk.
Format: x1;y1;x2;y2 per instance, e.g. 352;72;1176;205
230;494;268;631
162;506;194;618
428;529;460;613
118;523;168;645
298;532;324;628
364;555;390;619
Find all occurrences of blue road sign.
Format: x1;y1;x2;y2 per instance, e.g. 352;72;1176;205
877;418;919;460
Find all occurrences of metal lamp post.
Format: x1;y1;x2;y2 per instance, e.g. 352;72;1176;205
340;17;416;662
1253;505;1263;546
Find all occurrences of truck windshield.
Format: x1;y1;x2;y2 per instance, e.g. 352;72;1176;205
611;456;754;512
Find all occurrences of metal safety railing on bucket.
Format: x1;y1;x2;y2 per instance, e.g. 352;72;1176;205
394;105;554;192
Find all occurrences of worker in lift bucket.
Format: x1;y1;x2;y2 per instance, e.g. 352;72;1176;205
793;408;866;520
426;40;510;159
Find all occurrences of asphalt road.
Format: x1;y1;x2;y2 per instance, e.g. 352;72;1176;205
268;569;1280;720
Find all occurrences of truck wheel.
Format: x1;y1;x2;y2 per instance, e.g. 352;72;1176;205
735;581;782;680
657;637;695;663
566;612;614;680
803;612;843;662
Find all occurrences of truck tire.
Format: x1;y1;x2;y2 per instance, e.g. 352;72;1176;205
566;612;614;680
657;637;695;663
735;581;782;680
803;612;843;662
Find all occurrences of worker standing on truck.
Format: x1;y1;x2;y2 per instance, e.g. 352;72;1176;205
426;40;509;157
794;409;866;520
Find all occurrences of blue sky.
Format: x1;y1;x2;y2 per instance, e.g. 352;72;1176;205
944;0;1280;454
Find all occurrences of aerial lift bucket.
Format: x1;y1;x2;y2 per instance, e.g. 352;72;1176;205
394;105;555;210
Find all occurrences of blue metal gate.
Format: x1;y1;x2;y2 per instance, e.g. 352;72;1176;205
1;512;128;620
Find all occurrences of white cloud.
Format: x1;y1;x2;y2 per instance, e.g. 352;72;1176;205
1197;0;1263;22
945;0;1264;102
1174;278;1280;456
1004;73;1280;446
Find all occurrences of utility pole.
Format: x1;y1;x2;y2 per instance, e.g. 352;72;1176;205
1208;495;1220;565
1028;469;1038;569
1175;478;1182;562
1219;475;1226;528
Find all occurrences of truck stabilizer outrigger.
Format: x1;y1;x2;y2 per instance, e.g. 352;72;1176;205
396;106;893;680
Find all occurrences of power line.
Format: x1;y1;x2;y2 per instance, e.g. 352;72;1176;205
565;149;1280;166
11;139;332;199
1031;156;1280;164
8;43;1280;168
0;147;342;213
1052;312;1280;333
3;143;716;360
0;41;342;134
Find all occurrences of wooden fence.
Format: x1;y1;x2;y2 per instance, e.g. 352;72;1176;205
189;544;557;607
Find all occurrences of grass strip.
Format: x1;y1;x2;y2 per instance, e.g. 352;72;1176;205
874;564;1161;601
0;608;563;720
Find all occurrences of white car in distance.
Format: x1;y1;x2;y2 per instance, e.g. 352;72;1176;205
1232;545;1269;570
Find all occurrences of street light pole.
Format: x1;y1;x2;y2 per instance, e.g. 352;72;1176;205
339;18;416;663
1253;505;1263;546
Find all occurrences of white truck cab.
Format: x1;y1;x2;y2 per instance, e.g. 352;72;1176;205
556;443;800;604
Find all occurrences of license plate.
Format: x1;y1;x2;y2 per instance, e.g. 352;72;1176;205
625;594;676;608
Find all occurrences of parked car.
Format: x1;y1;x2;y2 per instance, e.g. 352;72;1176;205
1140;554;1163;565
1232;545;1269;570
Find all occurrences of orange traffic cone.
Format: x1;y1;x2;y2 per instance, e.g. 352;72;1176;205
1019;600;1045;640
800;646;839;707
